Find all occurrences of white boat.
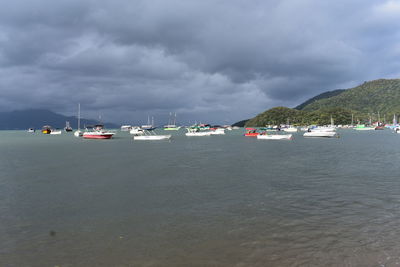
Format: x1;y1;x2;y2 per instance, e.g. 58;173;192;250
133;130;171;140
27;128;35;133
303;131;337;137
120;125;132;131
74;103;83;137
83;125;115;139
185;127;211;136
130;126;145;135
50;129;62;135
283;127;298;132
257;134;292;140
312;126;336;132
210;128;225;135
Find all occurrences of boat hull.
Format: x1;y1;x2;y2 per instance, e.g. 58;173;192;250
134;135;171;140
257;134;292;140
185;132;211;136
244;133;259;137
42;129;51;134
83;133;114;139
304;131;337;137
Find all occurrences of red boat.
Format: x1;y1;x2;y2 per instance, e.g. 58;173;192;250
83;125;115;139
244;128;260;137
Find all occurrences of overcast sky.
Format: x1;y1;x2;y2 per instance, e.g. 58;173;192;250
0;0;399;124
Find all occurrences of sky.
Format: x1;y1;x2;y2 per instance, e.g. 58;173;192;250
0;0;400;125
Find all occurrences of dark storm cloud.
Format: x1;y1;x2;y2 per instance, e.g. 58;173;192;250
0;0;399;123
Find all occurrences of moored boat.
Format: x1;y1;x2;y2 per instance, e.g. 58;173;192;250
257;133;292;140
354;124;375;130
83;125;115;139
133;129;171;140
304;131;337;138
27;128;35;133
50;129;62;135
42;125;52;134
130;126;145;135
185;127;211;136
244;128;259;137
64;121;73;132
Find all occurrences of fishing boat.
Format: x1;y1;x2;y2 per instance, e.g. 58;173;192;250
27;128;35;133
244;128;259;137
74;103;83;137
130;126;145;135
133;130;171;140
257;133;292;140
83;125;115;139
42;125;52;134
185;127;211;136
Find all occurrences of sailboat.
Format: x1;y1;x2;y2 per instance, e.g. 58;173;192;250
74;103;83;137
64;121;73;132
164;112;181;130
141;116;156;130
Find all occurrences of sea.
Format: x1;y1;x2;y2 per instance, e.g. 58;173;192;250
1;129;400;267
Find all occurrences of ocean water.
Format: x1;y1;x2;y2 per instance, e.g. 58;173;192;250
1;129;400;266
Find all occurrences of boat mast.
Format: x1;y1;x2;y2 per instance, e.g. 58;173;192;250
78;103;81;130
351;113;354;126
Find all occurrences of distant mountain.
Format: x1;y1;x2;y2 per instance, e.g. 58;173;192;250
232;119;248;127
298;79;400;115
0;109;118;130
294;89;346;110
245;78;400;127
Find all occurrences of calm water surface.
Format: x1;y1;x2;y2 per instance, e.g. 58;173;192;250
1;129;400;266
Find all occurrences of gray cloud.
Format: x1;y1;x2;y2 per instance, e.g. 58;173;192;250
0;0;399;124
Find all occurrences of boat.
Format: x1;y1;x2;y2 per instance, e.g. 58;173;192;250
282;126;298;132
50;129;62;135
133;130;171;140
141;116;156;130
130;126;145;135
354;124;375;130
42;125;52;134
210;128;225;135
120;125;132;131
185;127;211;136
83;125;115;139
257;133;292;140
74;103;83;137
27;128;35;133
164;112;181;130
375;125;385;130
244;128;259;137
64;121;73;132
303;130;337;138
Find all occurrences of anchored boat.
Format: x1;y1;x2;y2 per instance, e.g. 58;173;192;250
133;129;171;140
244;128;259;137
83;125;115;139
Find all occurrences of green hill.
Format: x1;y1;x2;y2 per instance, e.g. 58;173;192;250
300;79;400;115
245;79;400;127
295;89;346;110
